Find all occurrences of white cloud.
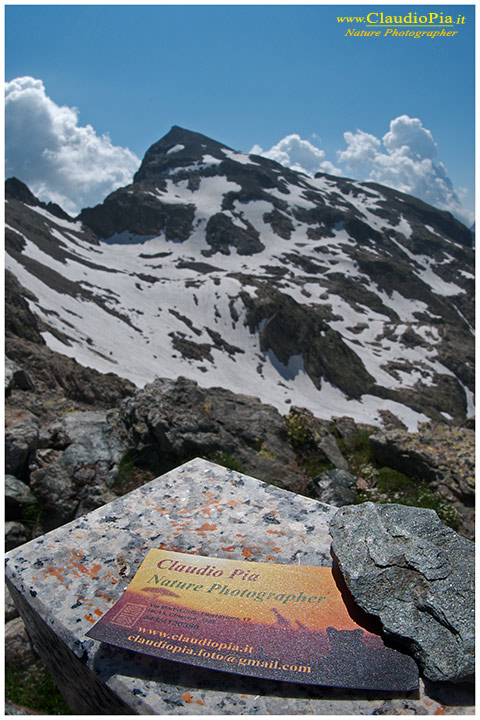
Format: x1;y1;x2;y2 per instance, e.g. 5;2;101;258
5;76;140;215
254;117;472;226
5;81;471;227
338;115;472;225
250;134;341;177
337;129;380;170
382;115;436;159
249;143;263;156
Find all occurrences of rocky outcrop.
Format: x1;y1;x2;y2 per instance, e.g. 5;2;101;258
6;336;135;415
115;376;311;495
205;213;264;256
6;177;73;222
79;184;196;240
330;502;475;683
241;286;375;400
284;406;349;470
369;423;475;539
5;271;46;346
29;411;126;530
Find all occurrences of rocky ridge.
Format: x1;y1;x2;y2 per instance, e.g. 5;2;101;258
5;125;475;429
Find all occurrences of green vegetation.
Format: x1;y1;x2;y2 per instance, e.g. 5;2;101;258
349;427;376;474
353;427;376;457
302;457;335;478
288;418;461;531
284;413;312;449
376;466;411;492
284;412;335;477
356;465;460;530
21;502;45;532
255;442;278;462
209;451;244;473
58;398;81;415
6;662;72;715
112;450;156;495
203;401;213;416
331;424;378;483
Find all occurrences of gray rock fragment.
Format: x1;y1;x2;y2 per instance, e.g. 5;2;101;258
332;415;358;449
5;583;19;622
5;475;37;518
329;502;474;683
5;357;35;395
5;521;28;551
5;616;36;669
5;413;39;478
316;433;349;471
312;468;356;505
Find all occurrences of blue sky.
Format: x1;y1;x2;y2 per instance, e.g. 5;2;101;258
5;4;475;222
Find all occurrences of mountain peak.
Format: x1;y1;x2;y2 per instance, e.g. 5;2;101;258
5;176;73;221
5;177;41;206
133;126;234;183
6;125;475;432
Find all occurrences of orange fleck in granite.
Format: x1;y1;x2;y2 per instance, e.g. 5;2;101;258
197;522;216;531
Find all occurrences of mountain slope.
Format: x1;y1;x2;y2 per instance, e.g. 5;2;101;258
5;126;475;429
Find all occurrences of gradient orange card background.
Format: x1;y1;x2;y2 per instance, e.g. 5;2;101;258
86;549;419;691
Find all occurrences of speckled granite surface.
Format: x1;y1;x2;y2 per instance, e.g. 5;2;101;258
5;459;474;714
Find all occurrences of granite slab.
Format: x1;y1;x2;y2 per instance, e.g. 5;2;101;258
5;458;474;714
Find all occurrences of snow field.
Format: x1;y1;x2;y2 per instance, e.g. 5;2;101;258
7;165;474;431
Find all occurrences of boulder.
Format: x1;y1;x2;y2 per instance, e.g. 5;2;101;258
332;416;358;449
284;407;349;470
330;502;475;683
5;334;135;410
316;433;349;471
117;377;309;494
29;411;127;530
